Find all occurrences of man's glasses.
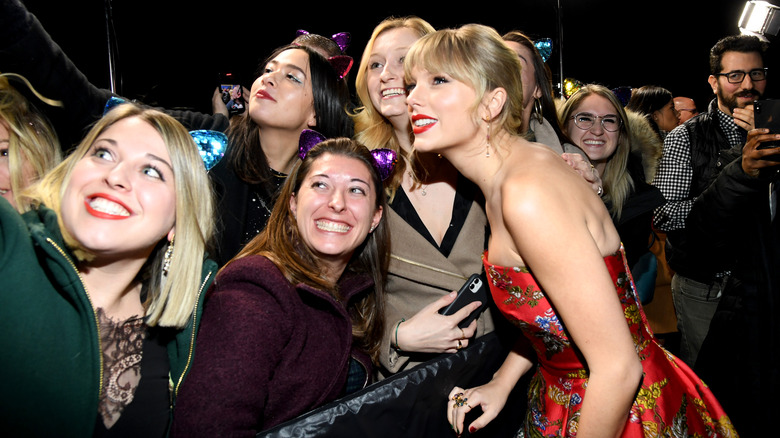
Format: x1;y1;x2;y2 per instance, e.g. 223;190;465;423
570;112;622;132
714;68;768;84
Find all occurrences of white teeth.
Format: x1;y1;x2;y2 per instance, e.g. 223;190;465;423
382;88;405;98
414;119;436;127
89;197;130;216
583;140;604;145
316;220;351;233
0;189;7;194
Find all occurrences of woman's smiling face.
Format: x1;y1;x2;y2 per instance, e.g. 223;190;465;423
565;94;621;165
60;116;176;261
290;153;382;275
365;27;421;127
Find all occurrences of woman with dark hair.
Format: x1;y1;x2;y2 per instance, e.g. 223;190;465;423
172;136;391;436
626;84;680;140
0;0;355;265
211;44;354;265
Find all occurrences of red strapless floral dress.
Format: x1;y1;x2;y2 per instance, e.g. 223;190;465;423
483;247;738;437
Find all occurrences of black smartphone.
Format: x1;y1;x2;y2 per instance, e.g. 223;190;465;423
754;99;780;149
438;273;488;329
218;72;245;116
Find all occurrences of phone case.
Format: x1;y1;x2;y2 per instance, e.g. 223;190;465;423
755;99;780;149
438;272;488;329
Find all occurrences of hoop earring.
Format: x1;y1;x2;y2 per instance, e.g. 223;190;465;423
533;97;543;123
162;236;174;276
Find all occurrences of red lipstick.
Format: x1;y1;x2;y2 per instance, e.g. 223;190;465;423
411;114;437;135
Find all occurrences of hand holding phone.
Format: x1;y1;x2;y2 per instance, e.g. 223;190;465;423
438;273;488;329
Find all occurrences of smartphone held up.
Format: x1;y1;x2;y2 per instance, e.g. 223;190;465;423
754;99;780;150
218;72;245;116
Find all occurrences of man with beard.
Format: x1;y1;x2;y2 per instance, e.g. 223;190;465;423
652;34;769;369
682;37;780;434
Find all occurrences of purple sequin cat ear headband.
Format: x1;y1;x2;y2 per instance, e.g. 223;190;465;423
295;30;351;52
294;30;353;79
298;129;397;181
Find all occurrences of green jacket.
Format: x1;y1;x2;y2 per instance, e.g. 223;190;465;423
0;199;216;437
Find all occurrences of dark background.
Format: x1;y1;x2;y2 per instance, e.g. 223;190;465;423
20;0;779;115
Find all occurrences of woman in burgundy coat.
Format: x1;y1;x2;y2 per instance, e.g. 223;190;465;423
172;136;394;436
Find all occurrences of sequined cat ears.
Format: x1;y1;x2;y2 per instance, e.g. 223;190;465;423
298;129;397;181
296;30;351;52
328;56;353;80
294;30;353;79
534;38;552;63
103;97;227;171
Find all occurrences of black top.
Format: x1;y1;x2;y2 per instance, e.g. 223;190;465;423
93;327;171;438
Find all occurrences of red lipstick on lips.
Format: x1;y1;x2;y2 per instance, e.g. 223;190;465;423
411;114;436;135
84;193;133;220
256;90;275;102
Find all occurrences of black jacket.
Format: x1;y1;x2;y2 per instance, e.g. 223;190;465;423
0;0;267;265
688;157;780;436
665;99;743;282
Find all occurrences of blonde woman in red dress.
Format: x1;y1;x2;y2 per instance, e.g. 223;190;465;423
404;24;738;437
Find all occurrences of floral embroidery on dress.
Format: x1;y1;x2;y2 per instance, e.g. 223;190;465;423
483;248;738;437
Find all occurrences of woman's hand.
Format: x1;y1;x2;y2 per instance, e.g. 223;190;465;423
395;291;480;354
447;382;511;436
446;339;533;435
562;153;603;197
212;87;229;117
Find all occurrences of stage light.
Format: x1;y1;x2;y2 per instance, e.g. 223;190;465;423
739;1;780;41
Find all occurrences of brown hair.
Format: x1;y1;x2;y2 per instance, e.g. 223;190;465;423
230;137;389;362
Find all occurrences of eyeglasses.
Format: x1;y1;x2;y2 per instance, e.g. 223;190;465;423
714;68;768;84
570;112;622;132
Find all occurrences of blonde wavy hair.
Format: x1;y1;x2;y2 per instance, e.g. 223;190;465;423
403;24;526;140
26;103;215;328
352;16;435;196
0;74;61;212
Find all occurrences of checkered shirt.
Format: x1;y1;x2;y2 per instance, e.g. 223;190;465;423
652;107;745;231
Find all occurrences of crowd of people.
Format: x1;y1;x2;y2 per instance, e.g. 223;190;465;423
1;0;778;436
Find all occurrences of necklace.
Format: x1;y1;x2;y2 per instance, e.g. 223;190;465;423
408;171;428;196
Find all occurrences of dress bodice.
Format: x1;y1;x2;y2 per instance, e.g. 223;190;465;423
483;247;737;437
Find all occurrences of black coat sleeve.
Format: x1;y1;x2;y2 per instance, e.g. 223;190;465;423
0;0;230;149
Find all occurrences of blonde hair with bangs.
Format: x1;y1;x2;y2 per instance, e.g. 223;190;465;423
403;24;526;136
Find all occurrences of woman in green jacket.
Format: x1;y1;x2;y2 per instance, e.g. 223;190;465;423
0;103;216;437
